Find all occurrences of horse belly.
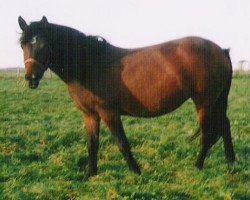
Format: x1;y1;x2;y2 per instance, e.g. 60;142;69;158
122;90;189;117
120;70;190;117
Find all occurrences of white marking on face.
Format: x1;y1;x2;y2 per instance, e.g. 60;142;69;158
31;36;37;45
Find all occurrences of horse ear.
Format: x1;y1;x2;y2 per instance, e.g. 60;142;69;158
18;16;28;31
41;16;48;27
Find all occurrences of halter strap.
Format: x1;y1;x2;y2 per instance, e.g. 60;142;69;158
24;58;47;70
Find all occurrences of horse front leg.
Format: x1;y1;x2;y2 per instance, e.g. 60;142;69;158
82;114;100;176
101;112;141;175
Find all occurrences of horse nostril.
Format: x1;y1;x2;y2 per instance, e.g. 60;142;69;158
25;73;39;81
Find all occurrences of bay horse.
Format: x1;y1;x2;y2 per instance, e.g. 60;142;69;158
18;16;235;176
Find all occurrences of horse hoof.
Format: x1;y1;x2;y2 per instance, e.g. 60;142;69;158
195;162;204;170
226;156;235;163
88;171;97;177
130;165;141;175
228;152;235;162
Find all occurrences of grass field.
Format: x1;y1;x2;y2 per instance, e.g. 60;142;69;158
0;74;249;200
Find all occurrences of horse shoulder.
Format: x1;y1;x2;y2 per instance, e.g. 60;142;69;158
67;82;103;115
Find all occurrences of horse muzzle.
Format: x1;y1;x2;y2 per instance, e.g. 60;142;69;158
24;58;46;89
25;74;41;89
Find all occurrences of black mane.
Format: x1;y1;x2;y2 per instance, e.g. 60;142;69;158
20;22;108;48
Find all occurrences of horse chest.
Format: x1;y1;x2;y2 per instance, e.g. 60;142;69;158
67;83;102;114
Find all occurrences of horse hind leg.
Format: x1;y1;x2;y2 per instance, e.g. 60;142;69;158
217;115;235;162
195;107;219;169
194;88;235;169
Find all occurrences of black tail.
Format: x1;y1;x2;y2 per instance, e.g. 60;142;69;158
224;48;233;92
224;48;233;91
218;49;233;111
213;49;235;162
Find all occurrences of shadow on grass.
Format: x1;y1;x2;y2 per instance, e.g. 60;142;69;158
120;190;191;200
121;191;161;200
99;163;127;179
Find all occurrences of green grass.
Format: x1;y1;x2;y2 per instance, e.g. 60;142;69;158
0;74;249;200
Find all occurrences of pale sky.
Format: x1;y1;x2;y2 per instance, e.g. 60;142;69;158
1;0;250;69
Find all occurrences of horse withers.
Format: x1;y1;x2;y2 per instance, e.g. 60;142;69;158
18;16;235;176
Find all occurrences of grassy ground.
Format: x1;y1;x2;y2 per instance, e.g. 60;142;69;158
0;74;249;200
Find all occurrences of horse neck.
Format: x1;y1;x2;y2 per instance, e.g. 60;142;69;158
48;28;86;83
48;29;130;84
